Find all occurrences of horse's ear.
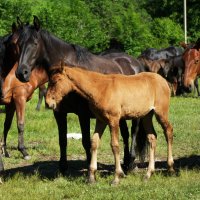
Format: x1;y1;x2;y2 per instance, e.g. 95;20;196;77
33;15;40;31
17;16;23;28
11;22;17;33
180;41;188;49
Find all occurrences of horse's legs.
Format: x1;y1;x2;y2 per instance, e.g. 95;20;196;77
128;119;140;170
119;119;130;170
15;98;30;160
1;104;15;157
110;120;125;185
88;119;106;184
0;154;3;184
53;110;67;174
36;84;47;111
78;114;91;165
155;111;174;173
141;112;157;180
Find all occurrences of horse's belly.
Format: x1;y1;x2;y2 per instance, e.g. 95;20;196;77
121;104;154;119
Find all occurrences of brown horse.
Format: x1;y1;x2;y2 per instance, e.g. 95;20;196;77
0;30;48;159
0;62;48;159
182;45;200;93
46;65;174;184
138;57;179;95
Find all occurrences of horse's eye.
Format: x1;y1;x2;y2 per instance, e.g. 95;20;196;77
195;59;199;64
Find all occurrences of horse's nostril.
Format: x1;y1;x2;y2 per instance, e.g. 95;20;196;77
24;70;28;75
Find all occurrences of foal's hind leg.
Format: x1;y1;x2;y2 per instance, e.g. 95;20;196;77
1;104;15;157
89;119;107;184
155;111;174;173
110;120;125;185
142;112;157;180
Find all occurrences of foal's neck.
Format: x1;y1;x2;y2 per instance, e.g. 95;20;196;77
65;67;109;102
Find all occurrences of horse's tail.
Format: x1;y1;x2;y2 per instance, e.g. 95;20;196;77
135;119;148;162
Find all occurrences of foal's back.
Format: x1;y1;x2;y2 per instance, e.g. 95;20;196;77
64;67;170;119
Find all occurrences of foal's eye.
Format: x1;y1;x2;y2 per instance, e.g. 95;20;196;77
195;59;199;64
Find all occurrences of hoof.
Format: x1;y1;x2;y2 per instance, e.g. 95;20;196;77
59;163;68;175
0;178;3;184
24;155;31;160
111;179;120;186
87;177;96;184
143;173;152;182
4;152;10;158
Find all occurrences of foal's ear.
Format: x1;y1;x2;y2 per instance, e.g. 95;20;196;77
60;60;65;72
33;15;40;31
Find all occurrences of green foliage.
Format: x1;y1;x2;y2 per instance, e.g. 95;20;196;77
151;17;184;48
0;93;200;199
0;0;198;55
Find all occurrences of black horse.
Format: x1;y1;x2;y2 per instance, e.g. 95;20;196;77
139;46;184;60
13;16;146;173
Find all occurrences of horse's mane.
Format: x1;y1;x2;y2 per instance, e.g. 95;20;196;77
71;44;92;65
38;28;93;65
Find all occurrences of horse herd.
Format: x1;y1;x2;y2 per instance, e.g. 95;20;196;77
0;16;200;184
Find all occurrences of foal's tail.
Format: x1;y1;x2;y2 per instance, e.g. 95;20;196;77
135;119;148;162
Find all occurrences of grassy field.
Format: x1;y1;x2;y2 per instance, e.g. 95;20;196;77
0;90;199;200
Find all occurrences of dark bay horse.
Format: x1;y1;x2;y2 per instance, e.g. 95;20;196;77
46;65;174;184
13;16;145;173
0;31;48;160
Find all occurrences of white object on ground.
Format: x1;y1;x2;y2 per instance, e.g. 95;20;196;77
67;133;82;139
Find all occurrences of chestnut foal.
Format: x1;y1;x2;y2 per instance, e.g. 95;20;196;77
46;65;174;185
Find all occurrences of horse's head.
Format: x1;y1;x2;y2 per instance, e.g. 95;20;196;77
14;16;44;82
183;48;200;92
46;66;73;110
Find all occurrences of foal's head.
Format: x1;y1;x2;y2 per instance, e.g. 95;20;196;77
46;68;73;110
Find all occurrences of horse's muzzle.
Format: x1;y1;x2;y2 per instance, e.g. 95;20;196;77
15;65;30;82
183;84;193;93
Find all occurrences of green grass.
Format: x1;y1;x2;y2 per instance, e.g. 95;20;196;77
0;90;199;199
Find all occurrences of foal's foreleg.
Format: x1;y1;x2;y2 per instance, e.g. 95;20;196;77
1;104;15;157
15;98;30;160
110;121;125;185
88;119;106;184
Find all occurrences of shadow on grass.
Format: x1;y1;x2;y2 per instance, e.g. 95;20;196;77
1;155;200;181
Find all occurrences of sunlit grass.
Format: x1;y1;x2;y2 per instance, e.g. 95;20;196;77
0;90;199;199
